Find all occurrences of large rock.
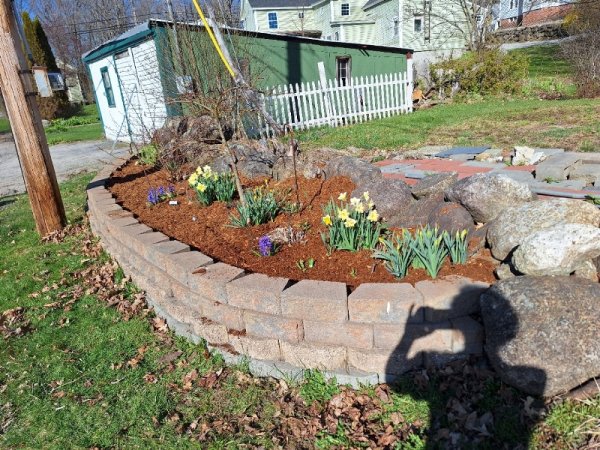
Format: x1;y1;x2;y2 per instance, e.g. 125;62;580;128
387;194;443;229
512;224;600;276
487;198;600;261
481;276;600;397
445;173;536;223
324;156;382;185
427;201;475;234
412;172;458;199
352;178;414;222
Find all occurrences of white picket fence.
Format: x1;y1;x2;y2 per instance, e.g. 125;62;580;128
260;64;413;133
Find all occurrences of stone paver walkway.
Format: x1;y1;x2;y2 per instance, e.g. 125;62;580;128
376;157;600;200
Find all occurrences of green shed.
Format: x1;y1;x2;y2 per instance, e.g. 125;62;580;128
83;19;412;142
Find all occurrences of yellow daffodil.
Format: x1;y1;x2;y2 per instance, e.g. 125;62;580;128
344;218;357;228
196;183;207;193
363;191;370;201
368;200;375;209
355;202;365;213
337;208;350;221
350;197;361;207
322;215;332;226
196;166;203;175
188;172;198;186
338;192;347;201
367;209;379;222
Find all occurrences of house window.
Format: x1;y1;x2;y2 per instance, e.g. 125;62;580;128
298;11;304;19
393;17;399;37
341;3;350;16
336;56;351;86
47;73;65;91
268;12;278;29
414;16;423;33
100;66;115;108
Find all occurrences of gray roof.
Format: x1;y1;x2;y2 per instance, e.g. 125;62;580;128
247;0;318;8
362;0;390;10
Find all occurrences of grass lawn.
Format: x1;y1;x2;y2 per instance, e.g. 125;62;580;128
0;117;10;134
299;98;600;152
0;104;104;145
45;104;104;145
299;44;600;153
0;174;598;448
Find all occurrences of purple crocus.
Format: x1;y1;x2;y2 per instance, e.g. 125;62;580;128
157;186;166;198
258;235;273;257
168;185;176;195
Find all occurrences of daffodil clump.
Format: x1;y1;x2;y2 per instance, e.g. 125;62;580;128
373;225;470;279
188;165;235;206
230;186;281;227
321;191;385;253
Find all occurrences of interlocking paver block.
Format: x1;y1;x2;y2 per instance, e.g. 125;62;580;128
188;262;244;302
281;280;348;322
229;335;282;360
280;342;346;371
304;320;373;350
348;348;422;375
243;310;303;343
348;283;423;323
164;251;214;286
416;276;489;322
227;274;288;315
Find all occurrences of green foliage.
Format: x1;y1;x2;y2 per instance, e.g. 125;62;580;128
410;226;448;279
374;226;470;279
442;229;469;265
430;49;529;97
138;144;158;166
230;186;280;227
296;258;315;272
299;370;339;405
188;165;236;206
320;192;385;254
372;230;414;279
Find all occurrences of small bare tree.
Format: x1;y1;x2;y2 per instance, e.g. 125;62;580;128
562;0;600;97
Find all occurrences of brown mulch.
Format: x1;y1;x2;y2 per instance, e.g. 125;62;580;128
108;161;496;287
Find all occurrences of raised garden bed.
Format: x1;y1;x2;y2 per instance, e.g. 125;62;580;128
108;160;496;287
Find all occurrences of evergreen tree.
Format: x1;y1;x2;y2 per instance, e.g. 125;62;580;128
21;11;58;71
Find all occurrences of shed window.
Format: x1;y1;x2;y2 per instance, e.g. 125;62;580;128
100;66;115;108
414;16;423;33
341;3;350;16
336;56;351;86
268;12;278;29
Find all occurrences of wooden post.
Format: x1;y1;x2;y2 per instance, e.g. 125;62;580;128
0;0;66;236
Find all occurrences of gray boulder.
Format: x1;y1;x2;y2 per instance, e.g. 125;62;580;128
427;201;475;234
352;178;414;222
445;173;536;223
324;156;382;185
512;223;600;277
487;198;600;261
412;172;458;199
481;276;600;397
387;193;443;229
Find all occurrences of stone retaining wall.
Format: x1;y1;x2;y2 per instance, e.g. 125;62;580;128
87;162;490;386
492;21;568;43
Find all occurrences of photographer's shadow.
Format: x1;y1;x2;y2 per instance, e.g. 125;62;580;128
384;285;546;449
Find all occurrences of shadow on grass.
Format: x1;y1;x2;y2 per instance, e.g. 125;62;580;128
385;285;545;449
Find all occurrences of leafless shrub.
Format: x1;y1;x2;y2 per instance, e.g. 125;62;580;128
562;0;600;98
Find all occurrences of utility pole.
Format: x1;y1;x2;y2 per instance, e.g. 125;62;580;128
0;0;66;236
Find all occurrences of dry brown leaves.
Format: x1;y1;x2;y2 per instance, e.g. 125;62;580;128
0;307;30;339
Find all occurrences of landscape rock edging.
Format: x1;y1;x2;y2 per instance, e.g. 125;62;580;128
87;161;489;386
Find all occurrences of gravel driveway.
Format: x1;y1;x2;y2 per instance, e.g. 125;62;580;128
0;137;129;197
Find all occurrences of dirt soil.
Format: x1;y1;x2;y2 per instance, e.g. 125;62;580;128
108;162;496;287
